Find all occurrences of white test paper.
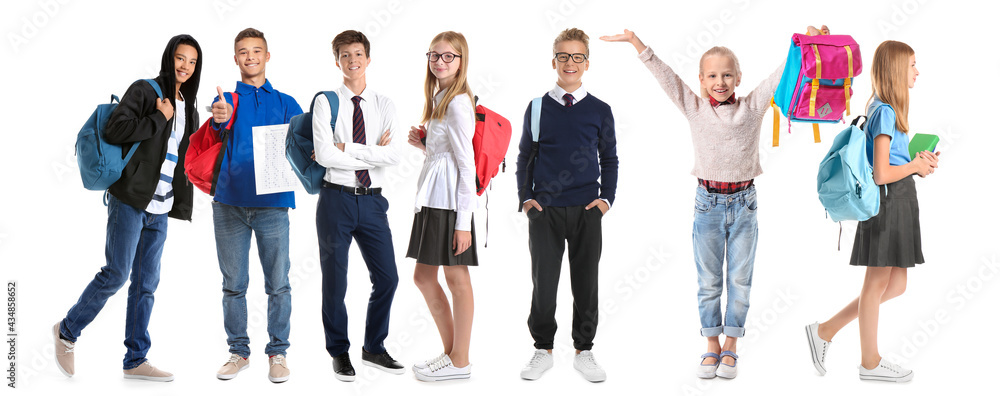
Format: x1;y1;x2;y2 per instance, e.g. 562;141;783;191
251;124;299;195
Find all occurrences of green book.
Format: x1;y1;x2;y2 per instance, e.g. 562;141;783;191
908;133;939;160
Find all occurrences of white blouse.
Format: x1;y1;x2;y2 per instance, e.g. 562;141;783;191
413;91;478;231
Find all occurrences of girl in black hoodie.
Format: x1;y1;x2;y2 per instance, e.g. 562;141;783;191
53;34;202;382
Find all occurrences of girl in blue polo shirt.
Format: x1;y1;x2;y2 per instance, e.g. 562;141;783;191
805;40;939;383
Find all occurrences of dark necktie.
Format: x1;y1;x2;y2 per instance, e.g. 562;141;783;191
351;96;371;187
563;93;574;107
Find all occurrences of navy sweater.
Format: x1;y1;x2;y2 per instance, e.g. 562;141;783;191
515;93;618;209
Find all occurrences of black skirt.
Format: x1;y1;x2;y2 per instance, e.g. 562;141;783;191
406;207;479;266
850;176;924;268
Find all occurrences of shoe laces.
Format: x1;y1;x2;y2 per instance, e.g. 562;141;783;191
526;351;549;368
271;355;286;367
880;360;903;373
577;352;600;370
58;338;75;354
428;356;452;372
226;354;243;365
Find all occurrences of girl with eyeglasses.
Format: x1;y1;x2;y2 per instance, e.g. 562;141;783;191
406;31;478;382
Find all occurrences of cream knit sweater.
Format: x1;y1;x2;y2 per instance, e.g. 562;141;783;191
639;47;784;182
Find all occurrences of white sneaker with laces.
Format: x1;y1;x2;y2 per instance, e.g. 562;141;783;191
520;349;554;380
805;322;831;375
573;351;606;382
859;358;913;382
412;352;446;371
413;355;471;382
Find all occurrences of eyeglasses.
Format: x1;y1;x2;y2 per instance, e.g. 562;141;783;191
554;52;588;63
426;52;461;63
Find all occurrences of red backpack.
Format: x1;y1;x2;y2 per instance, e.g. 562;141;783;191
472;97;512;196
185;94;238;195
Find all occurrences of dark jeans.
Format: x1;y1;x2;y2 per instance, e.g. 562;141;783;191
317;188;398;357
61;195;167;370
526;204;602;351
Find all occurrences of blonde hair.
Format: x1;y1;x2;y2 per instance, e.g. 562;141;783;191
422;31;474;123
553;28;590;57
698;46;741;98
869;40;913;133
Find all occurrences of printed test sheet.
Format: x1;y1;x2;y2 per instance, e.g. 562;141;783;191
251;124;299;195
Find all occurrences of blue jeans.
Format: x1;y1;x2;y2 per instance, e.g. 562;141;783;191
212;202;292;357
693;186;758;338
60;195;167;370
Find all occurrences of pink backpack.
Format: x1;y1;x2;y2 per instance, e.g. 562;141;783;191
771;32;862;146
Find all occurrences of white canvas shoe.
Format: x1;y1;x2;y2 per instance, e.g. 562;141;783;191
414;355;470;382
859;358;913;382
805;322;831;375
520;349;554;380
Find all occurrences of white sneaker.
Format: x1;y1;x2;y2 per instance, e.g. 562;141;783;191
859;358;913;382
805;322;831;375
573;351;606;382
414;355;471;382
520;349;554;380
412;352;446;371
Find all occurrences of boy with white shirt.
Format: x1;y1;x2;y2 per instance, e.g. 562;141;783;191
311;30;403;382
514;28;618;383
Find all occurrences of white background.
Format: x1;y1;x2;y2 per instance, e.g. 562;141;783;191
2;0;996;395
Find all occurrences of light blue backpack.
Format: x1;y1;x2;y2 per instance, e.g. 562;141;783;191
816;115;882;224
75;79;163;191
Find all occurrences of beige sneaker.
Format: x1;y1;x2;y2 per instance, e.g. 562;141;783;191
52;322;75;377
123;361;174;382
268;354;290;383
217;353;250;380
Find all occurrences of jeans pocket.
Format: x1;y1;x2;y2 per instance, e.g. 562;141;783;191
695;199;711;214
744;193;758;212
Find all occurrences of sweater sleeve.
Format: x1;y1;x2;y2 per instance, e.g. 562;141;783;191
445;96;477;231
104;80;168;144
747;61;787;112
514;101;535;207
638;47;702;116
598;104;619;206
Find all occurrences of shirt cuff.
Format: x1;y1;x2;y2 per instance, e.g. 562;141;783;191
455;211;473;232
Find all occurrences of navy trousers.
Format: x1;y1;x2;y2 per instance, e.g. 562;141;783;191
317;187;399;357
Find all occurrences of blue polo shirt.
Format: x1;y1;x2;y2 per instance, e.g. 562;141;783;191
212;80;302;208
864;97;911;167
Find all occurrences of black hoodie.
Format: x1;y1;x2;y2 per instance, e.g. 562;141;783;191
104;34;202;221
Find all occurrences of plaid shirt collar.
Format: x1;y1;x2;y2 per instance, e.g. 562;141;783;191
709;93;737;108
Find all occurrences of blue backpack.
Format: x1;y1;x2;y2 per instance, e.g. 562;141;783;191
816;115;882;223
76;79;163;191
286;91;338;195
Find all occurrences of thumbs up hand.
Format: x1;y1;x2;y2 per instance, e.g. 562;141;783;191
156;97;174;120
212;86;233;124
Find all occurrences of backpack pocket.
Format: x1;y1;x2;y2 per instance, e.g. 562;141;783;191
792;82;851;122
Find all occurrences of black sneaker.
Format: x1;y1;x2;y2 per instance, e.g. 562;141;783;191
362;349;405;374
332;352;356;382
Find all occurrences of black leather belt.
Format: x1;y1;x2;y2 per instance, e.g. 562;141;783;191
322;181;382;195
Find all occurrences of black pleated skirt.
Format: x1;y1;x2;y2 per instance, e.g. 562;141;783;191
850;176;924;268
406;207;479;266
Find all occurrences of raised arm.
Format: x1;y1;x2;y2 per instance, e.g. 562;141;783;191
601;29;701;116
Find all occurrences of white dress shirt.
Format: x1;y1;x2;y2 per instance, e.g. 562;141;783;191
413;91;478;231
312;85;400;188
548;83;588;106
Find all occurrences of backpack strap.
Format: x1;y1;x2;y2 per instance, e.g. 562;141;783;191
771;98;780;147
530;97;542;142
844;46;854;116
312;91;339;132
142;79;164;99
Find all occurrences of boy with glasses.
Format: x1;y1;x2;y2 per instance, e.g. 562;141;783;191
515;27;618;383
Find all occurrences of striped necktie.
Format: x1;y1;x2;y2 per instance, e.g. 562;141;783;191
562;93;574;107
351;96;371;188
